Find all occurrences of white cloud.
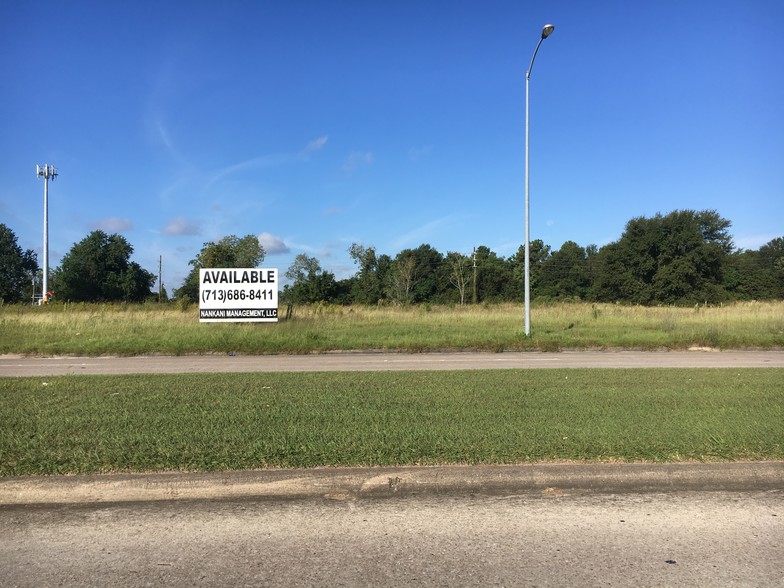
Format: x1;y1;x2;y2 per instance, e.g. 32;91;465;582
163;216;201;236
92;217;133;232
258;232;290;255
343;151;374;172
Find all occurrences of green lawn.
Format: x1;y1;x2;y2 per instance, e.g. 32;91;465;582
2;368;781;475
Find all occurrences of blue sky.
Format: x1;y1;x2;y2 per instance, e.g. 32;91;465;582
2;0;782;292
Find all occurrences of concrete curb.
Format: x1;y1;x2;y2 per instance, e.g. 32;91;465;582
2;462;782;505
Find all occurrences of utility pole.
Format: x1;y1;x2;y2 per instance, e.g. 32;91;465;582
36;164;58;304
472;247;478;305
158;255;163;302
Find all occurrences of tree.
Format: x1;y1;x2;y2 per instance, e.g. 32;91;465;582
473;246;512;302
348;243;383;304
508;240;551;301
0;223;38;303
55;231;155;302
591;210;732;304
445;252;472;304
384;244;444;304
408;244;444;303
538;241;589;299
176;235;265;300
725;237;784;300
758;237;784;299
283;254;338;303
694;209;734;253
387;253;417;304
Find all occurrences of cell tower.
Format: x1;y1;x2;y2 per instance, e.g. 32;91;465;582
36;164;58;304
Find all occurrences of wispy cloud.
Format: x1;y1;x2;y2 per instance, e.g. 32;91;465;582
343;151;374;172
207;137;330;188
92;217;134;233
392;216;454;249
301;135;328;156
258;232;290;255
163;216;201;236
206;153;293;188
286;239;329;257
408;145;433;162
147;114;192;169
321;207;343;216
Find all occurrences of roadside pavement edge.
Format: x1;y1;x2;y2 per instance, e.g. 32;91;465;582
1;462;782;505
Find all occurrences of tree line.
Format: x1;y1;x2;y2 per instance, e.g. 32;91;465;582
0;227;157;304
282;209;783;305
1;209;782;306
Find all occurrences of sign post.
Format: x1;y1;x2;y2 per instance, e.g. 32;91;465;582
199;268;278;323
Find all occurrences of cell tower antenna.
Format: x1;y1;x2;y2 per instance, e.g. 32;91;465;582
36;164;58;304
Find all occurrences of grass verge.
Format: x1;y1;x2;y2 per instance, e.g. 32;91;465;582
2;368;781;475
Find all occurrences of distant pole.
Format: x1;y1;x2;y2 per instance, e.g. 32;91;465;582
158;255;163;302
36;164;58;304
472;247;478;304
524;24;554;336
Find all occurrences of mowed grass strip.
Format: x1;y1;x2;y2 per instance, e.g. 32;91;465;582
1;369;782;475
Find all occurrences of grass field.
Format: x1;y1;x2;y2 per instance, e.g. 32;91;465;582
1;300;783;355
2;369;782;475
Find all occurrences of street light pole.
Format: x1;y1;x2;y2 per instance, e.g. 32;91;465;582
524;24;554;336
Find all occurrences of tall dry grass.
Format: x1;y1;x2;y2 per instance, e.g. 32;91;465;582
1;300;782;355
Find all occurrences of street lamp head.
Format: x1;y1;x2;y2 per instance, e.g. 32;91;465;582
541;24;555;39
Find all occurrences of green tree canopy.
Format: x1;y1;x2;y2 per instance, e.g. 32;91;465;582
473;245;512;302
591;210;733;304
0;223;38;303
538;241;589;299
506;240;551;302
176;235;265;300
166;211;780;308
725;237;784;300
55;231;155;302
283;253;339;303
758;237;784;299
348;243;383;304
386;244;444;304
444;251;472;305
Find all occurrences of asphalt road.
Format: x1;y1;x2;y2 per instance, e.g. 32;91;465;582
2;490;782;587
2;349;783;376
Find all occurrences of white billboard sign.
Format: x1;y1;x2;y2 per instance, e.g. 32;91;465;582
199;268;278;322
